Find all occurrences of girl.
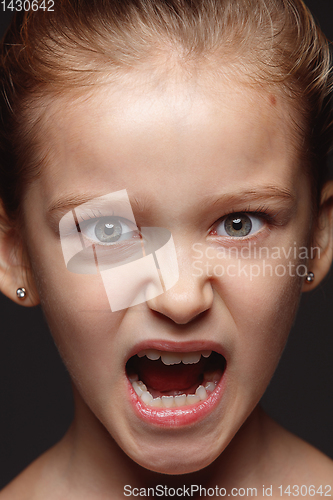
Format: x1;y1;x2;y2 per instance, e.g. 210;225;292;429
0;0;332;497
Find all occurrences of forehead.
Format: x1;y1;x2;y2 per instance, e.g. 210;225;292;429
35;69;302;209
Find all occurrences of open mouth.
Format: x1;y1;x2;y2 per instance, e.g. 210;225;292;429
126;349;226;409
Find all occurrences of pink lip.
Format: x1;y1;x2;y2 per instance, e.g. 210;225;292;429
125;339;227;427
127;375;226;427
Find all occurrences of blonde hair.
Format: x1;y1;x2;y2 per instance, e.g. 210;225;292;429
0;0;332;220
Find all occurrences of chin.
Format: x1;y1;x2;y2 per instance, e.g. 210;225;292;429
120;429;224;475
131;446;218;475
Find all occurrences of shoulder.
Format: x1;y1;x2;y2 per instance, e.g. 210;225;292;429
260;411;333;486
0;459;43;500
0;438;72;500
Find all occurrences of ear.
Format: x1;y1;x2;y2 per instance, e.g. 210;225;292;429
0;208;40;307
302;180;333;292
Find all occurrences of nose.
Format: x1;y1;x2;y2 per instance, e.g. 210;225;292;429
147;260;214;324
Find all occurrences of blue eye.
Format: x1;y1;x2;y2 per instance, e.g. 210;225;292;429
216;213;264;238
80;216;138;244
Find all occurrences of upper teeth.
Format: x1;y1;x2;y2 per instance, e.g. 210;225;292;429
137;349;212;365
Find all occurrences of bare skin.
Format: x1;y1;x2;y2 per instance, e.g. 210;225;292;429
0;65;333;498
1;406;332;499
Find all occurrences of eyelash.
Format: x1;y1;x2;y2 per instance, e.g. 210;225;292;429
236;205;278;224
77;209;111;226
75;210;140;247
210;205;278;238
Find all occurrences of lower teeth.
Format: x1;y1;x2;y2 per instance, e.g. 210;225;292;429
129;371;221;408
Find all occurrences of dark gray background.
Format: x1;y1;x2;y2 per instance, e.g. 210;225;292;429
0;1;333;490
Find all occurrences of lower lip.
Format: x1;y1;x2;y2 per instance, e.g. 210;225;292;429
127;374;226;427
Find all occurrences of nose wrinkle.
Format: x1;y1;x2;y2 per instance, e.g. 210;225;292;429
147;275;214;324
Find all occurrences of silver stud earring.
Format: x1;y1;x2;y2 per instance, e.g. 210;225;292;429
16;287;27;300
306;272;315;283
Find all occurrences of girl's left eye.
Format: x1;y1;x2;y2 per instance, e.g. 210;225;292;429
214;213;265;238
79;216;138;244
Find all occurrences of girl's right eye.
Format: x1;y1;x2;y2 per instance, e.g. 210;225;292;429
79;216;139;245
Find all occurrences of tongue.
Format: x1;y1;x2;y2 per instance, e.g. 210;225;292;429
138;357;204;392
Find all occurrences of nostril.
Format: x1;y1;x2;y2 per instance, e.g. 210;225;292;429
147;294;213;325
146;271;214;324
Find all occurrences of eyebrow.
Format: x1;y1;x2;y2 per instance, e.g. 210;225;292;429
206;186;296;208
48;194;96;214
46;192;154;231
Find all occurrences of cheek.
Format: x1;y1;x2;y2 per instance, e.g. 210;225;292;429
27;227;111;318
210;264;304;426
216;261;303;385
27;238;126;388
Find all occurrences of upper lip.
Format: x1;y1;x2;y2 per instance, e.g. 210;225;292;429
126;340;226;363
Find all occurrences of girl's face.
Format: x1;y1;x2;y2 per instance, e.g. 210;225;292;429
22;68;313;474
